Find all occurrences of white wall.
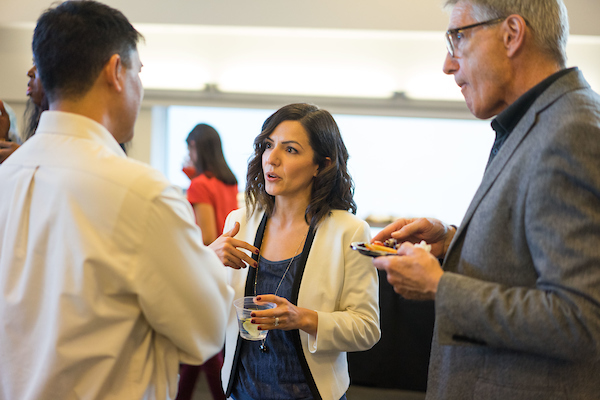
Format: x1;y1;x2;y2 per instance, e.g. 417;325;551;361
3;0;600;226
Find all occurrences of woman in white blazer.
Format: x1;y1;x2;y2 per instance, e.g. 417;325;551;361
210;103;380;400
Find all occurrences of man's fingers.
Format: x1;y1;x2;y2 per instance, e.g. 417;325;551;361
391;218;427;239
372;218;411;242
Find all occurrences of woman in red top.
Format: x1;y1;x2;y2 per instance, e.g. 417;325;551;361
186;123;238;245
177;123;238;400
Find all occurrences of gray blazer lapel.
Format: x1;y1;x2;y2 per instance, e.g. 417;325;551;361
445;111;536;260
445;69;590;261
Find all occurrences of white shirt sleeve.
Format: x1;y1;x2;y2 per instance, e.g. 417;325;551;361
133;185;234;365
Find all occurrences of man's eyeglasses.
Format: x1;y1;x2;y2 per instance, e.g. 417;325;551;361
445;17;506;58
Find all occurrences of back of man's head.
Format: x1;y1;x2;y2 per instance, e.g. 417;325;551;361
32;0;143;103
444;0;569;68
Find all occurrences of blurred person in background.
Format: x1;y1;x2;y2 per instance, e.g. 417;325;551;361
176;123;238;400
186;123;238;245
0;101;20;161
23;62;48;141
0;63;48;163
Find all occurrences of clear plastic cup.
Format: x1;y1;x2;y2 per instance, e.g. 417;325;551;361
233;296;276;341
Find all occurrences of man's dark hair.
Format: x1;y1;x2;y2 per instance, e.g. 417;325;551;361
32;0;143;102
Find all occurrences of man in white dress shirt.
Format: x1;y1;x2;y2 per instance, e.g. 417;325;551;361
0;1;233;399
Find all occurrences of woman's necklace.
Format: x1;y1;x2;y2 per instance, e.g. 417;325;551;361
254;230;308;353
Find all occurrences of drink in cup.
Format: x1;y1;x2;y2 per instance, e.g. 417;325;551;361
233;296;276;341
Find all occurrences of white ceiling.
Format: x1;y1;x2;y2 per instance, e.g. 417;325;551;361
3;0;600;35
1;0;599;110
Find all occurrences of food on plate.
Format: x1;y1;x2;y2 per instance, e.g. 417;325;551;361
414;240;432;252
374;239;432;253
351;239;432;258
383;238;399;249
364;243;398;254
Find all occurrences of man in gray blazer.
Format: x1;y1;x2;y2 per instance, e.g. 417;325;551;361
373;0;600;399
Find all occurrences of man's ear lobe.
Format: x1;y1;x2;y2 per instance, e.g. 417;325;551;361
503;14;527;57
104;54;124;92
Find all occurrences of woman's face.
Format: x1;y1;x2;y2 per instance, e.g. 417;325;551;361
262;120;319;201
26;64;44;107
187;140;198;166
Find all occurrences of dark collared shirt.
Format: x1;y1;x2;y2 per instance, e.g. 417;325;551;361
485;67;575;169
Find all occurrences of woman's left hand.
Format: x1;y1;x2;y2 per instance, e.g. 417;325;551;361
251;295;318;336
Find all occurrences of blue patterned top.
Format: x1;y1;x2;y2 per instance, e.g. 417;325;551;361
232;255;313;400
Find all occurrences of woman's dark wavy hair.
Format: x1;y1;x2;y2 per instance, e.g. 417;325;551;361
245;103;356;226
186;123;237;185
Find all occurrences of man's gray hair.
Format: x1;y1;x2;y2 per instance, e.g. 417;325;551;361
444;0;569;67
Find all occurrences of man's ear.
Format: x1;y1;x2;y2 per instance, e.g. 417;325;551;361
103;54;124;92
503;14;527;58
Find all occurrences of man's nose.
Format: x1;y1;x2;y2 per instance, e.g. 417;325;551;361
442;52;458;75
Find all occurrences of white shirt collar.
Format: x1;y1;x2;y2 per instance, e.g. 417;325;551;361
36;110;126;157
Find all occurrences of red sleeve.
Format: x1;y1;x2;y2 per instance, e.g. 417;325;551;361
186;175;212;205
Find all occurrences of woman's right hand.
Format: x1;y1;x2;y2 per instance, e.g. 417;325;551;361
209;222;260;269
